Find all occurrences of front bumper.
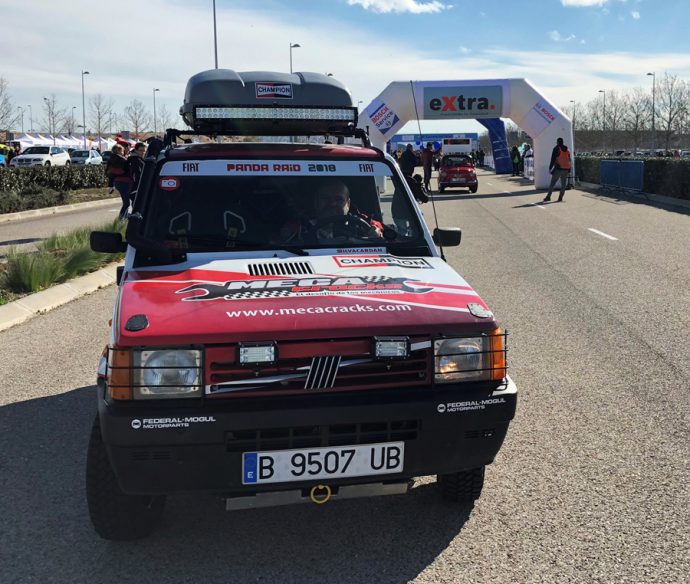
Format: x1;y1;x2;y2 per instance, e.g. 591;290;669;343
98;377;517;496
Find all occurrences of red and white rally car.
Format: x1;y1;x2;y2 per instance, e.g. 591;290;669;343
87;69;517;540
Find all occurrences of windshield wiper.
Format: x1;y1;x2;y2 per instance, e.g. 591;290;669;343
167;235;308;255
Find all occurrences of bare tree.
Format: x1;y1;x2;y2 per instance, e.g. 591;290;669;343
623;88;649;152
155;103;177;134
656;73;688;150
89;93;116;140
41;94;67;144
604;90;627;149
123;99;150;137
0;76;19;131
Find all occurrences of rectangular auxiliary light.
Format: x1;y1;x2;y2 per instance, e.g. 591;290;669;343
238;342;277;365
195;106;356;122
374;337;410;360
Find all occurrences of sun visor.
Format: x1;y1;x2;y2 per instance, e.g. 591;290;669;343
179;69;358;136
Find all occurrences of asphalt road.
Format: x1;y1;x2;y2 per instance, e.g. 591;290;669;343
1;171;688;583
0;200;120;256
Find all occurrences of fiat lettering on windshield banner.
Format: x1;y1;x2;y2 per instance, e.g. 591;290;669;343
160;160;392;176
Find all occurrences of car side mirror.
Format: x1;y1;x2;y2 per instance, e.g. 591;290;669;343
90;231;127;253
433;227;462;247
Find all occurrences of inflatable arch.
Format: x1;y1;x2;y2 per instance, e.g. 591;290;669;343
358;79;573;189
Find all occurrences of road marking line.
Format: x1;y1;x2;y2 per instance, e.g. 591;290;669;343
588;228;618;241
531;203;546;209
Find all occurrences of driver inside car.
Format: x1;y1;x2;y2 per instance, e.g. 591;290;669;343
281;179;383;243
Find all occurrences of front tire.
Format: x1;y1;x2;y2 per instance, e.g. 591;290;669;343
469;186;478;193
438;186;446;193
44;161;51;167
437;466;485;503
86;415;166;540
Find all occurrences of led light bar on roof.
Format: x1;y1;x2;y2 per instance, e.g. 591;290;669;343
195;106;356;122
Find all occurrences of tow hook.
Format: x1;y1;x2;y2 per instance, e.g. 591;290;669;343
309;484;332;505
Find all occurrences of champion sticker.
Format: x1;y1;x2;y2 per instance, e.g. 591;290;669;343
334;255;432;269
160;177;179;190
256;82;293;99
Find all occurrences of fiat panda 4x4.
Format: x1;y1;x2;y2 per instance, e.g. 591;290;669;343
86;69;517;540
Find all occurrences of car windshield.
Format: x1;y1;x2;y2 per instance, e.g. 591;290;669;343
442;156;471;167
71;151;89;158
143;159;426;252
24;147;49;155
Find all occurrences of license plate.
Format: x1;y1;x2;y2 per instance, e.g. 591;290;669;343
242;441;404;484
451;177;466;184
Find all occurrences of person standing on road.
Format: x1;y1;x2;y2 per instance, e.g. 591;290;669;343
128;142;147;203
421;142;433;190
543;137;572;203
510;146;521;176
107;144;132;220
399;143;416;177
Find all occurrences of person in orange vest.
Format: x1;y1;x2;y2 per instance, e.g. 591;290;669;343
543;137;572;202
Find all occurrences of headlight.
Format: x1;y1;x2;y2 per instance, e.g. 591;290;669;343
434;330;506;383
132;349;202;399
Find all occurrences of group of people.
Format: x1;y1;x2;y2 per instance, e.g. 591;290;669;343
0;144;22;166
105;141;148;220
510;144;534;177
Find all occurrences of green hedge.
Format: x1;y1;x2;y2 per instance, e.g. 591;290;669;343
575;157;690;200
0;165;107;192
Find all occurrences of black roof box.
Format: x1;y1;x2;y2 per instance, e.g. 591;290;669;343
179;70;356;135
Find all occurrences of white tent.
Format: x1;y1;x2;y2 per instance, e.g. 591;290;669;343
14;133;38;151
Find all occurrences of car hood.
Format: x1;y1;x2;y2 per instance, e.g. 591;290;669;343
116;253;497;345
14;154;48;160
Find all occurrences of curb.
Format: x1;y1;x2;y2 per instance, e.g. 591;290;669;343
0;197;120;224
578;181;690;210
0;262;121;333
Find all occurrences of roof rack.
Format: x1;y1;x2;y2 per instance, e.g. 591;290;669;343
176;69;366;144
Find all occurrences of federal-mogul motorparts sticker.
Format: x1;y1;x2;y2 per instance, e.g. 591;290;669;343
436;398;506;414
131;416;217;430
334;255;432;269
160;160;392;177
176;276;433;301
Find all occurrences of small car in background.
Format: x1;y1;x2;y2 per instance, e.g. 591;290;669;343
10;146;71;167
70;150;103;165
437;154;478;193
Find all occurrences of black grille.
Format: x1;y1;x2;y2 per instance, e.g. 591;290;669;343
248;261;313;276
225;420;419;452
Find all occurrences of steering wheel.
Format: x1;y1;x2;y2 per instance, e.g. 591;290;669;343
311;214;374;237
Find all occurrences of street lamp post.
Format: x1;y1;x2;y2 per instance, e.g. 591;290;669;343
27;105;32;133
43;97;56;144
81;70;90;149
598;89;606;153
71;106;76;136
153;88;160;136
212;0;218;68
647;72;655;151
569;100;576;132
17;106;24;133
289;43;300;74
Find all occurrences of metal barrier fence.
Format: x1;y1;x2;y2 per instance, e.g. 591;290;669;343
524;157;534;179
600;160;644;194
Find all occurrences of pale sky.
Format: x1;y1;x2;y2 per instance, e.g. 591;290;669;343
1;0;688;135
